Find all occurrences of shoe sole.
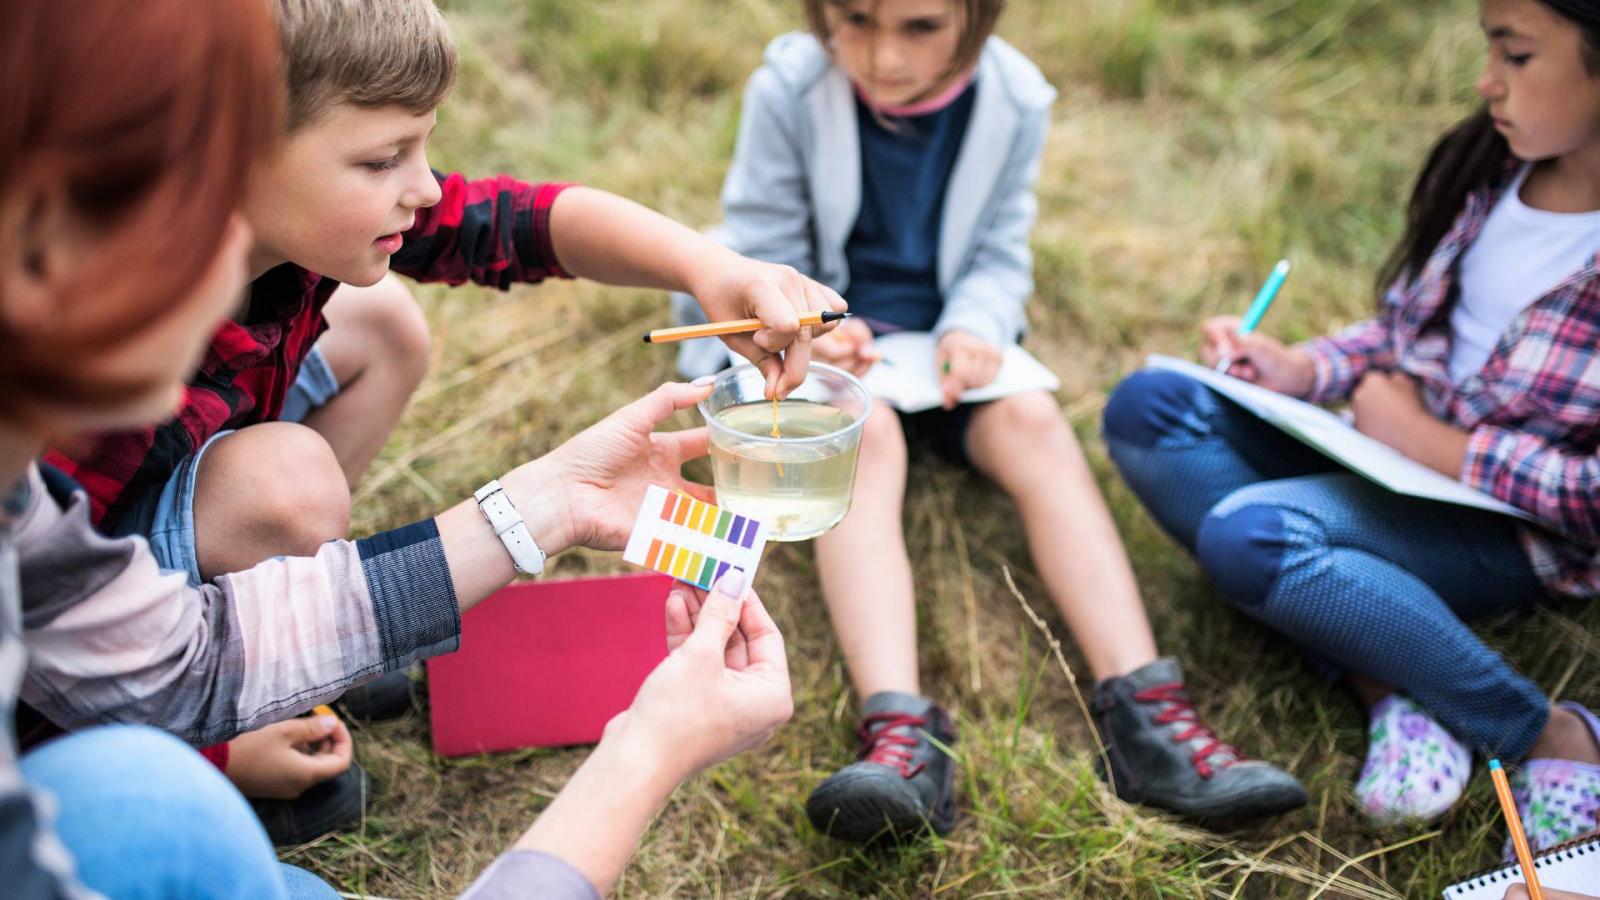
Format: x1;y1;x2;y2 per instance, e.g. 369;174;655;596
806;773;956;844
1135;783;1308;822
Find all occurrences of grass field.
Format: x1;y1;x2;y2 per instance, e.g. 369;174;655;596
294;0;1600;895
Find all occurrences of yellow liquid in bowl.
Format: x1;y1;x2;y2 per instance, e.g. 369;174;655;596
709;400;860;541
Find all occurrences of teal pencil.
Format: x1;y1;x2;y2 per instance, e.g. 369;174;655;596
1215;258;1292;373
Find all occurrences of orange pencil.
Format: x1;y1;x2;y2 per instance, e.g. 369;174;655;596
311;704;339;754
642;310;849;344
1489;758;1545;900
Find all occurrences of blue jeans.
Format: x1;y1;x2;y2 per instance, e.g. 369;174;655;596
19;725;337;899
1102;368;1551;761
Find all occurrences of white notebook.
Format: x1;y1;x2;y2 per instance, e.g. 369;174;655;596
1442;834;1600;898
862;332;1061;413
1145;355;1534;523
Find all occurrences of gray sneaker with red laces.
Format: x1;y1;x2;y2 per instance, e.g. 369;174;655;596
805;691;958;843
1093;658;1307;820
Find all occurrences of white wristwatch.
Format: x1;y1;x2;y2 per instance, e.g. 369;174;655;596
473;480;546;576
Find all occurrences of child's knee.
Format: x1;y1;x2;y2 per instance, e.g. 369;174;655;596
328;273;432;375
861;401;907;456
258;426;351;547
984;391;1070;441
201;423;352;554
371;272;428;355
364;274;431;365
1195;500;1293;610
1102;369;1214;449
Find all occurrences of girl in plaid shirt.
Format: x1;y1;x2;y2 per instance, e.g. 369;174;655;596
1105;0;1600;851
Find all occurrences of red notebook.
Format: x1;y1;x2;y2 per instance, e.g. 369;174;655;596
427;572;672;756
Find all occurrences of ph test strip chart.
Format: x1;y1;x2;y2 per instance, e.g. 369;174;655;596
622;484;769;590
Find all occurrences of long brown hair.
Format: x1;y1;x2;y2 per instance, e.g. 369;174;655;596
804;0;1005;105
1377;0;1600;297
0;0;283;420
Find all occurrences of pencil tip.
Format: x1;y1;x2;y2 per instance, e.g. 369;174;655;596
641;334;653;343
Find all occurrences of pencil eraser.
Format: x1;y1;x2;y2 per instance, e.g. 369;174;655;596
1488;758;1503;771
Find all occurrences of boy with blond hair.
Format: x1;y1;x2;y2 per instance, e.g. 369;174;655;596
46;0;842;842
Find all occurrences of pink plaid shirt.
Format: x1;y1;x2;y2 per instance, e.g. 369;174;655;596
1302;169;1600;600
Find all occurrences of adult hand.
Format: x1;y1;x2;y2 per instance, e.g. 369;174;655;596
224;714;352;800
507;571;793;895
810;317;880;377
506;381;716;554
1200;315;1315;397
688;254;848;399
606;571;793;784
937;330;1002;410
1351;370;1470;475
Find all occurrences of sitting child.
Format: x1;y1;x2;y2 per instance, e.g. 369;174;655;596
677;0;1306;842
1103;0;1600;851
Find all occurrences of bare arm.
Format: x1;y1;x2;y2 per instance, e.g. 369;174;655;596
547;187;846;397
508;576;792;894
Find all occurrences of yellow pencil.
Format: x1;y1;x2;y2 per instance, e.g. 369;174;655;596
642;310;849;344
1489;759;1545;900
310;704;339;754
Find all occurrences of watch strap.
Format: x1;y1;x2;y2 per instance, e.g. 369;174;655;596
474;480;546;576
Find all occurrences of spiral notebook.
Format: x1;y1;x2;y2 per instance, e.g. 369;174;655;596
1442;834;1600;898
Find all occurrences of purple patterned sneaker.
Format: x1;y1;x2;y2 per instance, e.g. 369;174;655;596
1503;702;1600;860
1354;695;1471;826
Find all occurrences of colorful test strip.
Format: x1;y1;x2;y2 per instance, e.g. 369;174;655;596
658;491;760;549
622;485;769;591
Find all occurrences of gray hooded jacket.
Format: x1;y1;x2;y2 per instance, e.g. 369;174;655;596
673;31;1056;376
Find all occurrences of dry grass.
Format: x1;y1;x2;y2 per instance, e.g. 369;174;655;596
292;0;1600;895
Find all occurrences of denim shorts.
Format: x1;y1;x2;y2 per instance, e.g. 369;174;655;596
109;344;341;586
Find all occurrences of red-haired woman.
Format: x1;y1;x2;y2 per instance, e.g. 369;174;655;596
0;0;308;894
1;1;791;897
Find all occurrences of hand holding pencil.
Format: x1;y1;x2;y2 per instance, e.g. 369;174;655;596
1199;258;1316;398
676;256;848;399
1199;316;1316;397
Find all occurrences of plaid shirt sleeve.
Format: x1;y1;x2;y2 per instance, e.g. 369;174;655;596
1462;426;1600;544
1299;317;1395;405
17;467;460;747
390;171;576;289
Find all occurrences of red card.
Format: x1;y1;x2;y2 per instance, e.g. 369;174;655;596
427;572;673;756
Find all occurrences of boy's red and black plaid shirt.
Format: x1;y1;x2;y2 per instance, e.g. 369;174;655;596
46;172;574;527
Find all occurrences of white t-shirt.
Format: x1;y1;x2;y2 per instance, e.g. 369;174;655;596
1450;164;1600;383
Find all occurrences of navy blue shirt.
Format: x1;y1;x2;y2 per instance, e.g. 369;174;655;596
844;82;977;334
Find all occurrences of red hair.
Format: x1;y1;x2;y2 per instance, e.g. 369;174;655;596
0;0;283;420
